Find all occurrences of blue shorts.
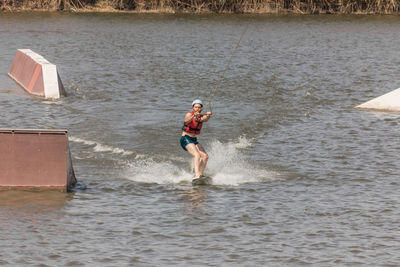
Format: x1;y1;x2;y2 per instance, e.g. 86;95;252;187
180;135;198;151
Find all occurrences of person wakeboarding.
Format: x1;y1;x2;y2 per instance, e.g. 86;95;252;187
180;99;212;180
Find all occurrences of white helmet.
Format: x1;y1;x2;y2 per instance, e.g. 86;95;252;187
192;99;203;107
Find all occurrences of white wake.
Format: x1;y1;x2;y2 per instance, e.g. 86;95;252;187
124;136;278;186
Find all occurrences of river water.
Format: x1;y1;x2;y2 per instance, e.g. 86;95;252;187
1;12;400;266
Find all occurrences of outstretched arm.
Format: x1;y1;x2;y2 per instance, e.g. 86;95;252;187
201;112;212;122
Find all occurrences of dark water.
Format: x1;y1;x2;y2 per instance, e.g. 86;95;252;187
1;12;400;265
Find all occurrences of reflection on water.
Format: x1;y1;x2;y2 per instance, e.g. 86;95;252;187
180;187;208;207
0;191;70;239
0;190;72;207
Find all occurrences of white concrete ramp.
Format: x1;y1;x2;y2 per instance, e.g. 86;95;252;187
355;88;400;112
8;49;66;99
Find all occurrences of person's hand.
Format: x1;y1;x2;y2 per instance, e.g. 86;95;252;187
193;111;200;117
206;112;212;116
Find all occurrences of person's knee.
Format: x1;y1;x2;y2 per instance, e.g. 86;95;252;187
193;153;201;160
202;153;209;161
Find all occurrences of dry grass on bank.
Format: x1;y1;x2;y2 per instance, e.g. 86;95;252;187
0;0;399;13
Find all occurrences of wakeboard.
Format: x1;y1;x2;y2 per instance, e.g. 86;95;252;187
192;176;212;186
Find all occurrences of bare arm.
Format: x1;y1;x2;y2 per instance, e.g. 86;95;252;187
201;112;212;122
184;112;197;123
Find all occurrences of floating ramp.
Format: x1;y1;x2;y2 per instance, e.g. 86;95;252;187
8;49;66;99
0;129;76;191
356;88;400;112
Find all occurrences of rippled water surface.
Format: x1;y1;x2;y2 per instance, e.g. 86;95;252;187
1;12;400;265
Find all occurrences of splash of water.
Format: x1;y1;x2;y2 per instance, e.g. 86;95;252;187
124;136;278;186
70;135;278;185
124;158;192;184
205;137;275;185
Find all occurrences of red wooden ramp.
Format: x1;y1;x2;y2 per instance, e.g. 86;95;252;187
8;49;66;99
0;129;77;191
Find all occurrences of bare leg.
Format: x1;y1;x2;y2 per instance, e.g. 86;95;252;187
196;143;209;176
185;143;201;178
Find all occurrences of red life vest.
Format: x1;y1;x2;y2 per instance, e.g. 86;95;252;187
182;111;203;134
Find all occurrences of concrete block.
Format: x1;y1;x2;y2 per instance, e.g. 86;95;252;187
8;49;66;99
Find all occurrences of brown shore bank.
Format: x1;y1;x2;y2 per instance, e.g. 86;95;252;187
0;0;399;14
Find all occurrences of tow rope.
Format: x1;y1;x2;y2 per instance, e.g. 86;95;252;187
200;20;250;115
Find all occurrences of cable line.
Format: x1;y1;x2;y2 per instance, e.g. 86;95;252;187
201;20;250;114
